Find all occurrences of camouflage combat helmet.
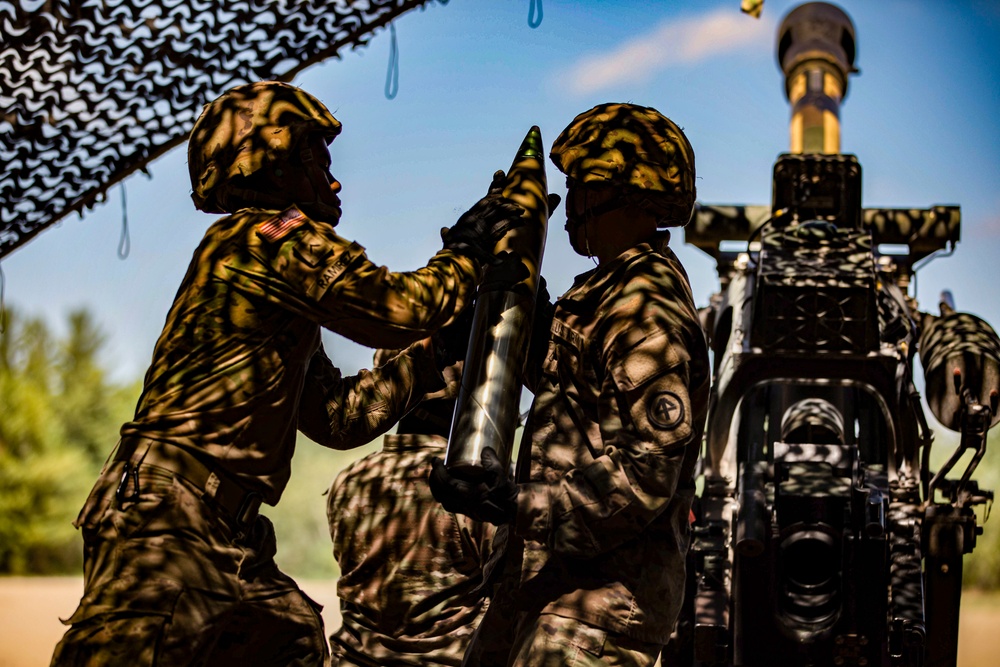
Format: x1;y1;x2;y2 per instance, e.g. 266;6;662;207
550;102;696;226
188;81;342;213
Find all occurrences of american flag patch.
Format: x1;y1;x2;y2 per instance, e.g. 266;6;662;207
257;207;306;242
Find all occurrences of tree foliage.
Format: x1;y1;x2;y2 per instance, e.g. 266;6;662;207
959;430;1000;589
0;308;139;574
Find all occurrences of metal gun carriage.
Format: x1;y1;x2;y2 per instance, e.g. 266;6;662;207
678;4;1000;666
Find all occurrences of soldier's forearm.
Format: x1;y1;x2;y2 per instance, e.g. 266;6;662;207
298;340;440;449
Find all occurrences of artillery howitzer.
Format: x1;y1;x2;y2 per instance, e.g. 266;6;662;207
678;4;1000;666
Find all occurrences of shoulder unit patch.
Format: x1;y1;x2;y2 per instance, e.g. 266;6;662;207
648;390;685;430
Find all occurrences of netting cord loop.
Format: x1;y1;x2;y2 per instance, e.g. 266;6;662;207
529;0;543;28
385;22;400;100
118;183;131;259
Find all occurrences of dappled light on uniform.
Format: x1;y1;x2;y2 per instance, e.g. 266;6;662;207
328;430;495;664
51;78;526;666
459;102;708;665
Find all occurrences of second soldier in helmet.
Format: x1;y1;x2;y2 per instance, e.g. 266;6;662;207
51;81;524;667
326;351;496;666
432;103;710;666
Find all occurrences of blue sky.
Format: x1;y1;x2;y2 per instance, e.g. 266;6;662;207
2;0;998;385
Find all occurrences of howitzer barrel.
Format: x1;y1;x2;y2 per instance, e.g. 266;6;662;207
444;126;549;480
777;3;857;154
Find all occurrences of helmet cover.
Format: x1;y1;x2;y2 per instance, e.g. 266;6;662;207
189;81;341;213
550;102;696;225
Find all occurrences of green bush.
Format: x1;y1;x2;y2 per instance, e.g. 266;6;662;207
0;308;139;574
268;436;382;581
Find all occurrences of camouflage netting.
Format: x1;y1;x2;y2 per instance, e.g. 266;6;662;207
0;0;437;258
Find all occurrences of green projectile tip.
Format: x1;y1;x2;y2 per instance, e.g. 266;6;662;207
517;126;544;159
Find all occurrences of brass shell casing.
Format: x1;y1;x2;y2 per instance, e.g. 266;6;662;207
444;126;549;480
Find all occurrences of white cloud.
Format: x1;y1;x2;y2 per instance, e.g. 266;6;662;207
563;8;775;96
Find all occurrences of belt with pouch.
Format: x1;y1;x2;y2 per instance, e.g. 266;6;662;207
114;438;263;528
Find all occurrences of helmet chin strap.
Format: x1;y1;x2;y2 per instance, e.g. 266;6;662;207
217;176;340;223
565;210;599;266
566;186;635;263
296;178;341;223
216;183;287;212
297;198;341;222
565;185;591;258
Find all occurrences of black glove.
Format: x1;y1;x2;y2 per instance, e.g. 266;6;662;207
442;171;526;265
535;275;553;317
432;302;475;371
546;192;562;217
478;250;531;294
525;276;554;373
429;447;518;526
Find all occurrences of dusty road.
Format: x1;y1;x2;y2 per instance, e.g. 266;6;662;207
2;577;998;666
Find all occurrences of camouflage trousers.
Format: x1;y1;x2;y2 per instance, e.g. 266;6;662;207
465;598;661;667
329;601;475;666
50;460;329;667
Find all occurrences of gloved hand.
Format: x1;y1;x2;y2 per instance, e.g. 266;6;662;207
546;192;562;217
478;250;530;294
474;191;558;295
429;447;518;526
432;302;475;371
525;276;554;372
442;171;526;265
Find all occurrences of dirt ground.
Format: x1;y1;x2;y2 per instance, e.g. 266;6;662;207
2;577;998;666
0;577;342;667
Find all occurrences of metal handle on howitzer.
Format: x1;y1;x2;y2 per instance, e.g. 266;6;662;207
735;462;767;557
444;126;549;481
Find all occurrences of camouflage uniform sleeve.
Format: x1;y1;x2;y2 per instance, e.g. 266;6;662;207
229;207;483;349
297;340;444;450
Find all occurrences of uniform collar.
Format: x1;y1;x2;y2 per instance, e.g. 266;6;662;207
562;236;673;303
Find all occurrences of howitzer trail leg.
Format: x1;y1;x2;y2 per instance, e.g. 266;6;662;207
692;484;734;665
924;505;977;667
888;480;925;667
